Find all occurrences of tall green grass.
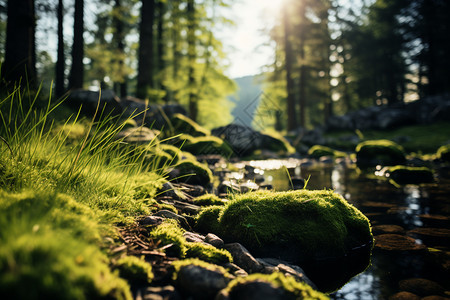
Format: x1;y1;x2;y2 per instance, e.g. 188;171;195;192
0;84;170;299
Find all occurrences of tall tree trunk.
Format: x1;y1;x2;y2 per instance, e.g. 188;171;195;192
283;3;297;131
2;0;36;88
171;0;182;102
298;0;307;128
136;0;155;100
187;0;197;121
156;0;167;102
55;0;65;97
113;0;127;97
68;0;84;90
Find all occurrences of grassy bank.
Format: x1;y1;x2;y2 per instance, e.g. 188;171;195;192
0;86;167;299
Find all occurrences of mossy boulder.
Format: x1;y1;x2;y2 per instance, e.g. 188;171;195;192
385;165;434;185
260;132;296;154
307;145;346;159
218;272;328;300
437;144;450;162
192;194;226;206
181;135;234;158
196;190;373;262
173;159;214;186
195;205;223;234
170;113;210;137
114;256;153;285
159;143;183;163
356;139;406;167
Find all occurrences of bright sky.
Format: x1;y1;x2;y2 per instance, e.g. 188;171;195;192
218;0;282;79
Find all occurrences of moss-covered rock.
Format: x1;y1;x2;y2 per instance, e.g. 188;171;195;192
385;165;434;185
198;190;373;263
173;159;214;186
186;242;233;264
219;272;328;300
172;258;234;299
307;145;347;159
159;143;183;163
143;147;174;170
192;194;226;206
260;132;296;154
182;135;234;158
437;144;450;162
114;256;154;285
356;139;406;167
195;205;223;234
170;113;210;137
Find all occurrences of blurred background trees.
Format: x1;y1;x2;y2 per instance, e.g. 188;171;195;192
0;0;448;130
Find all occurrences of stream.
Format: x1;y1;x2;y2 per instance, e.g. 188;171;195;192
234;158;450;299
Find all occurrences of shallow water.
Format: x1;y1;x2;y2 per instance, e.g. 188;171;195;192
239;159;450;299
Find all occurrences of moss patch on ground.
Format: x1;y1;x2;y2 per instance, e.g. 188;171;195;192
437;144;450;162
192;194;226;206
196;190;373;262
172;159;214;186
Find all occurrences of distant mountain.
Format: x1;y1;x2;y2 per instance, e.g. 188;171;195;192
229;75;264;128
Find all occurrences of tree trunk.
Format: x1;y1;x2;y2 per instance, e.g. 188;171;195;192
68;0;84;90
136;0;155;100
156;0;167;102
113;0;127;97
187;0;197;121
2;0;36;88
283;3;297;131
55;0;65;97
298;0;307;128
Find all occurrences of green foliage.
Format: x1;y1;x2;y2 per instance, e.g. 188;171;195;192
0;86;167;298
437;144;450;162
223;272;328;300
114;256;154;285
307;145;346;158
356;139;406;167
192;194;226;206
186;242;233;264
206;190;373;261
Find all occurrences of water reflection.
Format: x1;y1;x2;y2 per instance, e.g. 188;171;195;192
235;159;450;299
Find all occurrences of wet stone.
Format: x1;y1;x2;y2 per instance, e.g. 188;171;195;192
205;233;224;248
372;225;405;235
153;210;190;229
223;243;264;274
183;231;205;243
141;285;182;300
399;278;446;297
374;234;427;251
388;291;421;300
407;228;450;246
139;216;165;226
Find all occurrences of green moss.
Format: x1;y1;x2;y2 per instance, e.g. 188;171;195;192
114;256;153;285
143;147;174;170
307;145;347;158
173;159;214;186
172;258;233;281
186;242;233;264
0;191;131;300
192;194;226;206
195;206;223;234
437;144;450;162
182;135;234;158
217;190;373;261
170;113;210;137
261;131;296;154
356;139;406;167
223;272;328;300
131;172;166;200
150;220;187;258
385;165;434;185
159;144;183;163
